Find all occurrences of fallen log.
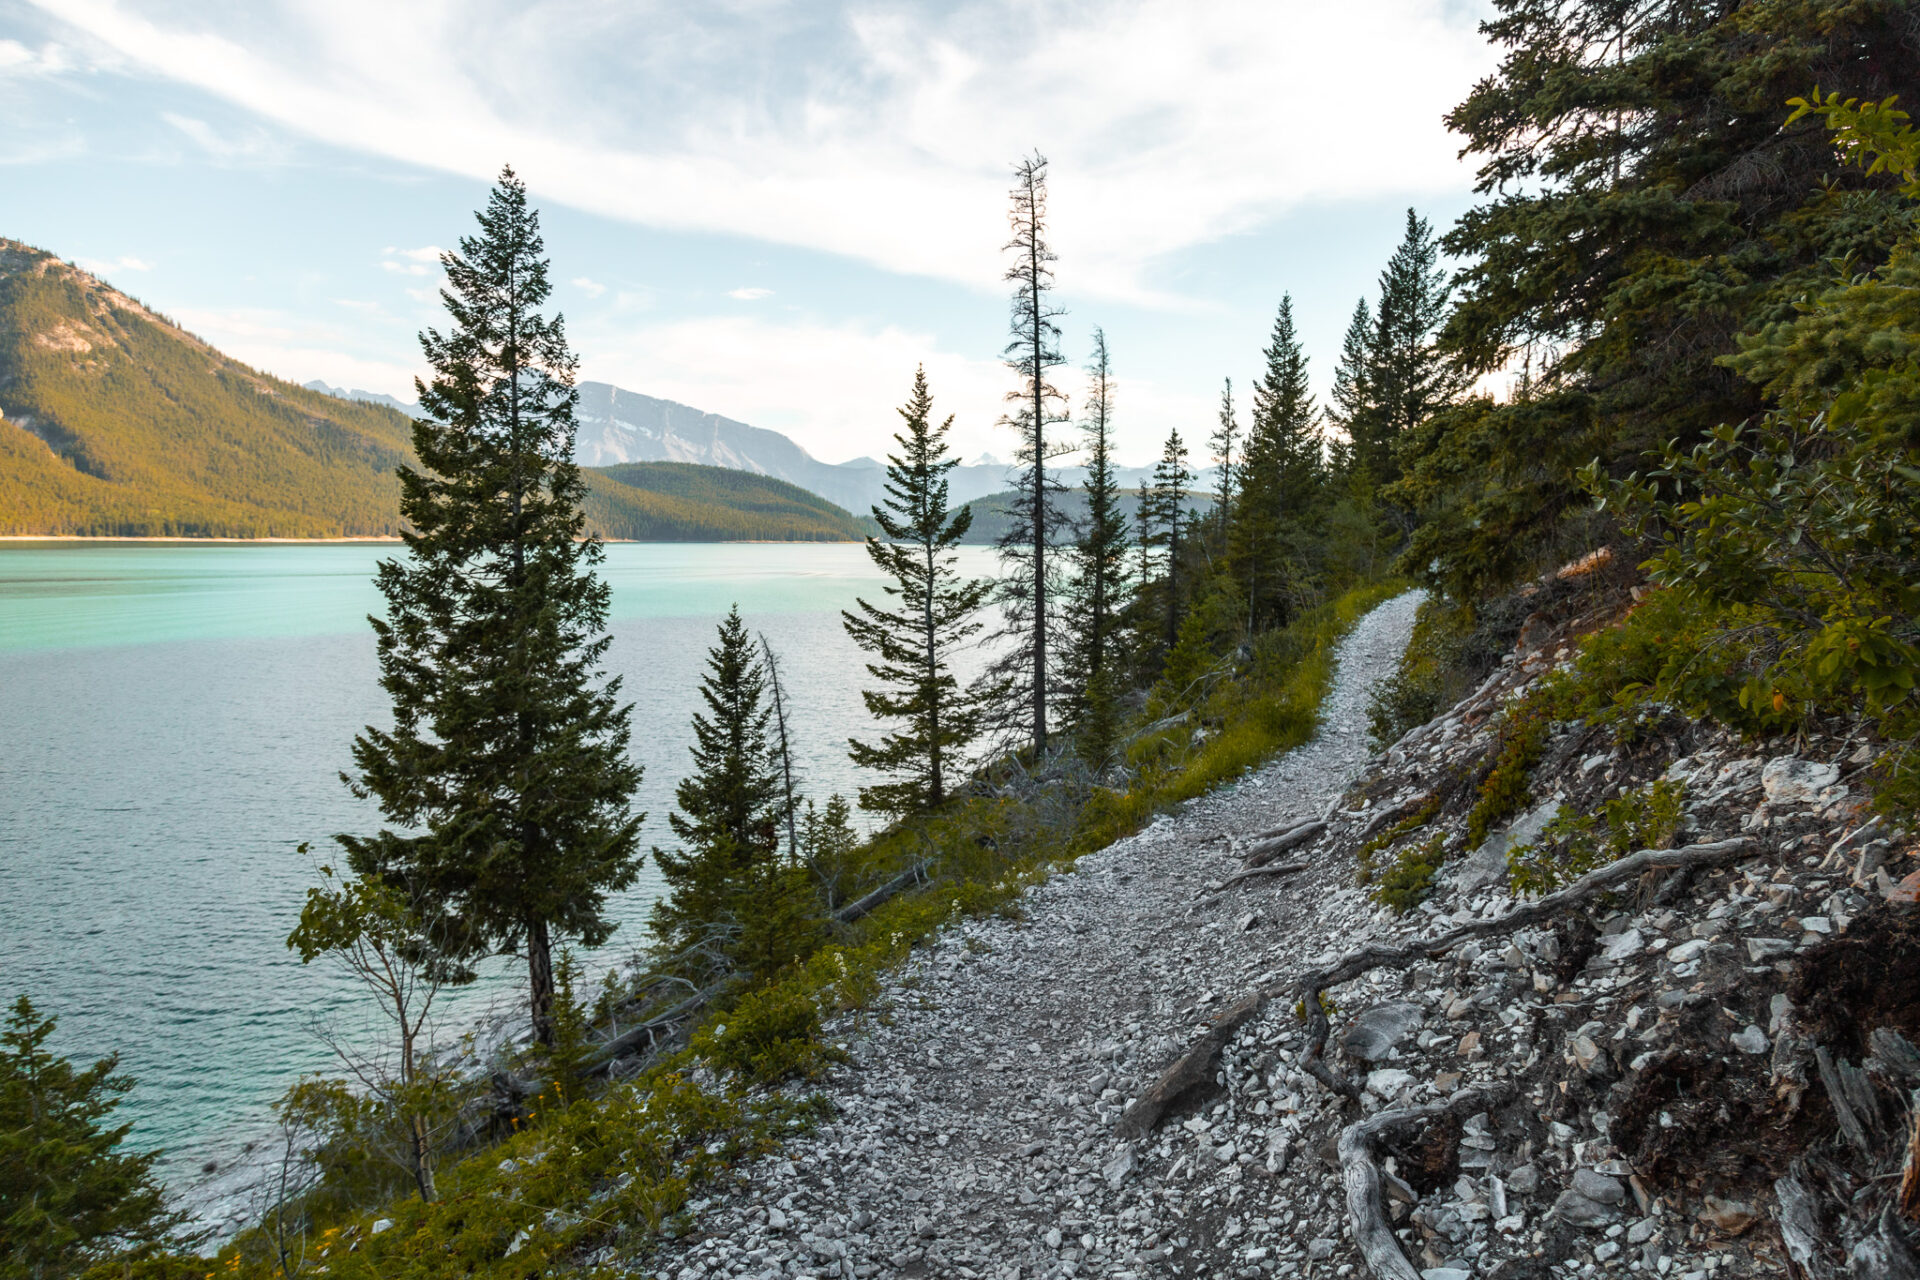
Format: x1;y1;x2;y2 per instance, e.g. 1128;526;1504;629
585;975;738;1073
1121;837;1755;1134
1340;1086;1515;1280
834;860;933;926
1240;820;1327;869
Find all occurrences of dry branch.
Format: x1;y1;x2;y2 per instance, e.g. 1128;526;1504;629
1340;1086;1516;1280
1121;838;1755;1134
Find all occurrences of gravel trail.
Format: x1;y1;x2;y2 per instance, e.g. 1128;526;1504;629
645;589;1426;1280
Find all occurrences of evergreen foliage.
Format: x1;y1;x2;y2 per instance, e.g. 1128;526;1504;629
842;368;989;815
338;170;644;1046
985;152;1071;753
1396;0;1918;594
1138;428;1194;665
1229;295;1322;630
652;606;820;980
1207;377;1239;540
1;996;181;1276
1061;331;1134;762
1326;297;1373;473
1357;210;1457;485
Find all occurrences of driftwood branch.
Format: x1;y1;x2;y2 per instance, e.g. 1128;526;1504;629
1121;838;1755;1135
1849;1205;1920;1279
1775;1172;1835;1280
1340;1086;1516;1280
1238;819;1327;868
1114;993;1265;1140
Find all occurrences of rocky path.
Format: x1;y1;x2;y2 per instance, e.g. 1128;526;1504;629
642;589;1427;1280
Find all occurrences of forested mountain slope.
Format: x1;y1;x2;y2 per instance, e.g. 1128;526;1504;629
0;242;863;541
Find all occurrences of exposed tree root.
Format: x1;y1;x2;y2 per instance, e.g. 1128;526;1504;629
1339;1085;1515;1280
1208;861;1311;895
1120;838;1756;1134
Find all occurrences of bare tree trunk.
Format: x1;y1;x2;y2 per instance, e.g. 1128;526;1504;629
760;634;800;857
527;914;554;1047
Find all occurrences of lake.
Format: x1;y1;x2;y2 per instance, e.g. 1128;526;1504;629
0;540;1001;1185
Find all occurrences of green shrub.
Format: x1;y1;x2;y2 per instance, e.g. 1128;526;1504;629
691;983;843;1086
1370;834;1450;914
1506;779;1687;895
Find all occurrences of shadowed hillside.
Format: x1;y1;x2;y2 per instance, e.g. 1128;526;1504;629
0;241;863;542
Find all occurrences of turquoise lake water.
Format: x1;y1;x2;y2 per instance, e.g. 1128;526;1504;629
0;541;999;1184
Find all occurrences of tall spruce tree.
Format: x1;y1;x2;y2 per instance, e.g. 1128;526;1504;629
340;169;642;1045
1138;428;1193;663
650;606;800;978
1229;295;1322;630
1326;297;1375;475
1357;209;1456;483
1207;377;1239;544
1061;329;1132;758
843;368;989;815
986;152;1070;753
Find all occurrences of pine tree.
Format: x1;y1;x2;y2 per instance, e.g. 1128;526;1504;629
1230;295;1322;629
1138;428;1193;663
986;152;1071;754
1061;329;1132;759
1207;377;1239;543
340;169;643;1045
650;606;789;977
2;997;183;1276
843;368;989;814
1327;297;1375;475
1357;210;1456;482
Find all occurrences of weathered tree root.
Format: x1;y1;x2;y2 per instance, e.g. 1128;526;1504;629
1207;861;1311;896
1120;837;1755;1135
1339;1085;1515;1280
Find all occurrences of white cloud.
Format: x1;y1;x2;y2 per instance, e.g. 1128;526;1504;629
0;38;73;75
160;110;286;163
74;254;151;276
379;245;443;276
170;305;425;403
578;311;1204;466
584;314;1009;464
727;286;772;301
571;276;607;297
30;0;1496;299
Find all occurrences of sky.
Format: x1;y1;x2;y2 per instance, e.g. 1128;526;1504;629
0;0;1501;468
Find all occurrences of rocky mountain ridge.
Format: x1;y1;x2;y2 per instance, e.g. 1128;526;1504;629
630;580;1920;1280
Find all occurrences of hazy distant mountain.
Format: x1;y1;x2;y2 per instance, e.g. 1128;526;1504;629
305;377;1217;523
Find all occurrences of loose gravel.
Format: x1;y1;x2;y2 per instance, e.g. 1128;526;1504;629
638;589;1427;1280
